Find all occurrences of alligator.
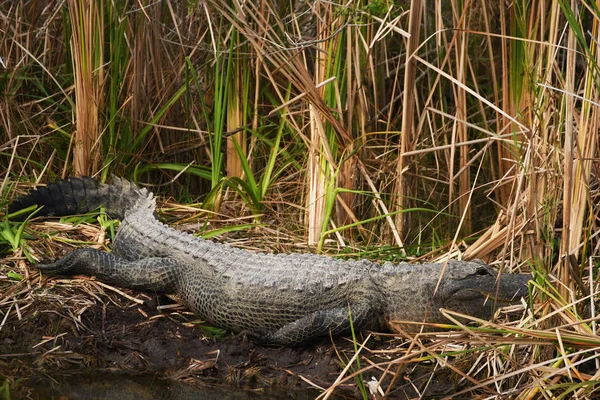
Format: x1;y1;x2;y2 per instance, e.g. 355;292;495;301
8;177;530;346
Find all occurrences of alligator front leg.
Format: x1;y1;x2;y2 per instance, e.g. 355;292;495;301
36;248;180;292
253;302;377;346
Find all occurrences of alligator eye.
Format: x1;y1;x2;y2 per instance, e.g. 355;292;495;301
459;265;495;281
474;267;492;276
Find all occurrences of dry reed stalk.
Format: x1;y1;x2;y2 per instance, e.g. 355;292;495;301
226;32;245;179
561;16;600;276
67;0;103;176
520;1;561;265
306;107;329;245
394;0;422;238
306;1;333;245
496;0;514;207
450;3;471;234
334;22;356;233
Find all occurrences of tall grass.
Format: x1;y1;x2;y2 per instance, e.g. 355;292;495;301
2;0;600;397
67;0;104;176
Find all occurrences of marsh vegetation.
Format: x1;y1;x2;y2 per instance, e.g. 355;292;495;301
2;0;600;398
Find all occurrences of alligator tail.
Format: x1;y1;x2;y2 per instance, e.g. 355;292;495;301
7;177;154;221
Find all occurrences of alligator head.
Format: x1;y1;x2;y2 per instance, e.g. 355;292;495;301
376;262;530;332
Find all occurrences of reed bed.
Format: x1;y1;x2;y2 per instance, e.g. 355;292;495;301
1;0;600;398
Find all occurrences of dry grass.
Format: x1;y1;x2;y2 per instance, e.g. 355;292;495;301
2;0;600;398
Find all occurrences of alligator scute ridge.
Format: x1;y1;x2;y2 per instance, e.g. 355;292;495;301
8;177;531;346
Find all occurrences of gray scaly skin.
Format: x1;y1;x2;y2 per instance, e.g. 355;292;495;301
8;177;530;346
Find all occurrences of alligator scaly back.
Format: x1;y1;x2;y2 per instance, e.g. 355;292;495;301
8;177;155;220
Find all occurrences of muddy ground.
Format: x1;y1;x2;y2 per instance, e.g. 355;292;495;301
0;268;471;399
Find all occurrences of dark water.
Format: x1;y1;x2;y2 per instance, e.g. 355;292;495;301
17;374;320;400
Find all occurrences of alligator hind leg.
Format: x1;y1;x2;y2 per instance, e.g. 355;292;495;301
253;302;377;346
37;248;180;292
